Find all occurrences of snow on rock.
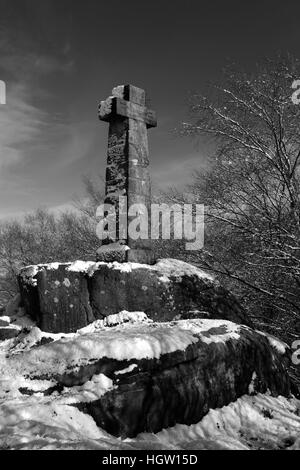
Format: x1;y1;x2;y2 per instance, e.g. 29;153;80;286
0;317;297;448
103;311;151;327
1;312;206;381
6;326;74;356
135;393;300;450
88;258;251;327
61;320;292;438
58;374;114;404
115;364;138;375
152;259;215;282
248;371;258;395
3;319;207;378
0;318;289;386
0;297;30;338
76;319;106;335
1;299;38;333
66;260;98;275
62;258;214;280
179;319;241;344
19;263;63;286
0;392;298;450
256;330;289;355
77;311;151;335
87;258;214;281
18;258;252;333
0;324;21;341
0;397;112;450
0;317;10;327
10;307;35;330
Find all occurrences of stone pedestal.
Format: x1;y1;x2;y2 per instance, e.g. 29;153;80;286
18;259;253;333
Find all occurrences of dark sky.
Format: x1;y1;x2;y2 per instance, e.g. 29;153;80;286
0;0;299;218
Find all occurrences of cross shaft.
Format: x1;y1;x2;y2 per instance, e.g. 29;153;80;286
97;84;157;264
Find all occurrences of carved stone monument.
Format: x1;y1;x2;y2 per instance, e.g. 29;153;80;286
97;84;157;264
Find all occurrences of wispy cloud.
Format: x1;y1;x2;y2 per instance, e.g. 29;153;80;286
0;21;85;217
0;82;47;168
0;25;76;170
53;121;99;168
0;50;73;80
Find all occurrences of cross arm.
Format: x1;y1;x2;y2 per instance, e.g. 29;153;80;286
99;96;157;129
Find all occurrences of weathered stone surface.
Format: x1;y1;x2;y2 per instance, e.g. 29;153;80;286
113;84;146;105
78;323;291;438
89;259;252;327
19;263;94;333
99;96;157;128
18;259;252;332
36;265;95;334
98;84;157;264
18;269;41;321
0;326;20;340
12;318;290;438
105;119;128;198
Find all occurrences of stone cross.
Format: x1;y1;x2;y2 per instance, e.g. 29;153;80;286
97;84;157;264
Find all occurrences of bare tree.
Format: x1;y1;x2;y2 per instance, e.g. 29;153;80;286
73;174;105;218
178;56;300;342
0;207;100;306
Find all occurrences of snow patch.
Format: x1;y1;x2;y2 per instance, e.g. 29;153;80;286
103;311;151;327
248;371;257;395
0;319;244;382
0;314;299;450
66;261;98;275
77;312;151;335
136;394;300;450
115;364;138;375
20;263;63;286
179;319;241;344
256;331;288;355
59;374;114;404
20;259;214;288
0;392;298;450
